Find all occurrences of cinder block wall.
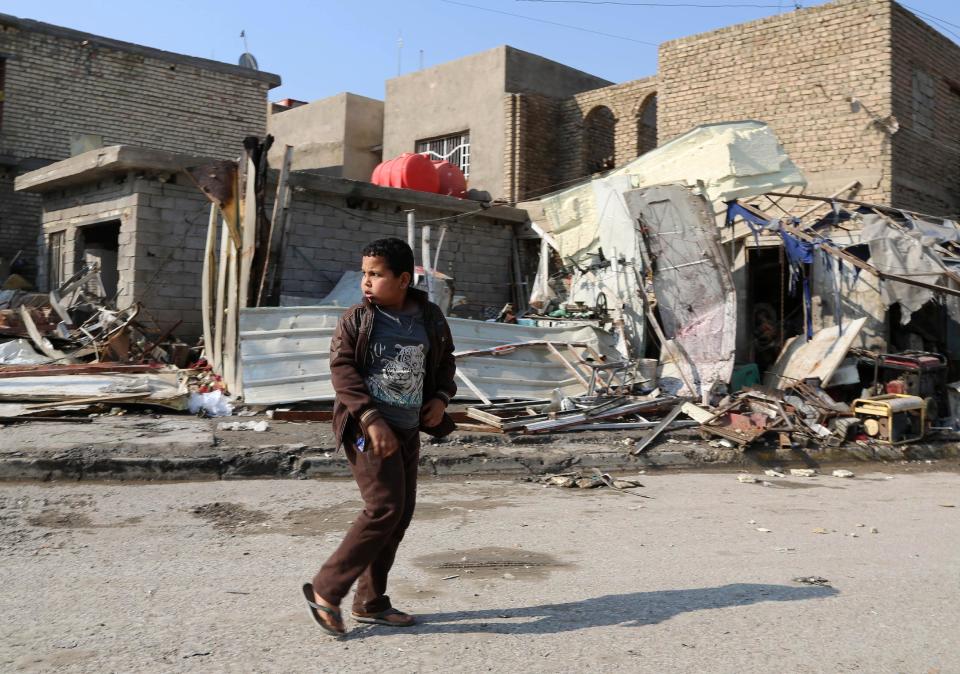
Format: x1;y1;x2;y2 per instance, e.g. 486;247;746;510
890;3;960;216
657;0;895;204
36;173;519;342
280;190;516;314
38;176;139;308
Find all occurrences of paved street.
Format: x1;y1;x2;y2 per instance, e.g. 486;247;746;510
1;467;958;673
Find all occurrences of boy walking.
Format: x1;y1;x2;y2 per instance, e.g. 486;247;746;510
303;238;457;635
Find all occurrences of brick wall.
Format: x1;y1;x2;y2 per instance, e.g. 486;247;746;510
657;0;895;204
889;2;960;216
503;77;658;203
503;93;563;203
0;172;40;275
0;15;277;281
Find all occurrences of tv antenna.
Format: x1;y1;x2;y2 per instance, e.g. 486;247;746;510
238;29;259;70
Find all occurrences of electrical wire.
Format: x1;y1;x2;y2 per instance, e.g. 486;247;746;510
902;4;960;31
438;0;659;45
902;5;960;42
518;0;786;7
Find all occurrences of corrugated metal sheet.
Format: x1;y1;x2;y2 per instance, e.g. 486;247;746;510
238;307;618;405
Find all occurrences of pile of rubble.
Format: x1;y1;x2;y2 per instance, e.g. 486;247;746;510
0;263;225;422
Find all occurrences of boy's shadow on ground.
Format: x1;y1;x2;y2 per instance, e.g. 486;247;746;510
346;583;837;639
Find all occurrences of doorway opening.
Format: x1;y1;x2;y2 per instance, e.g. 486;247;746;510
78;220;121;300
747;246;804;374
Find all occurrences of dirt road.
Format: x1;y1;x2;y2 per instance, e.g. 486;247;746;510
1;468;957;672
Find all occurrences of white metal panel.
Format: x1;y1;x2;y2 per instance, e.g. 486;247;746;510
238;306;618;404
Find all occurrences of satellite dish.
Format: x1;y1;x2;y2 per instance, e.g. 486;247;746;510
238;52;259;70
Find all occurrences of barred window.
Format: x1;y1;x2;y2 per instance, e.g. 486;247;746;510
415;131;470;178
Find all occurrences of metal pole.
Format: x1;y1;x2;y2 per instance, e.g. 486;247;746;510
406;210;415;256
422;224;435;303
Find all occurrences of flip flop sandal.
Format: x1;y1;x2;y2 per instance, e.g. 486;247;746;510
351;608;416;627
302;583;345;636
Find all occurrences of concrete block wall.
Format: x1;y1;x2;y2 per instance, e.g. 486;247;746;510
126;178;210;339
657;0;895;204
889;3;960;216
38;176;138;303
279;189;516;313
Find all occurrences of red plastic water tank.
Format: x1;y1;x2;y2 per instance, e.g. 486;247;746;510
431;160;467;198
370;153;440;193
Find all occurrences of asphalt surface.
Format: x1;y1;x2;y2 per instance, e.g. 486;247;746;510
2;468;958;673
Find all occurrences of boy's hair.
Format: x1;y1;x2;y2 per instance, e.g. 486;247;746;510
362;238;415;279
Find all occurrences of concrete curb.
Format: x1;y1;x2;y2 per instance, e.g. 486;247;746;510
1;437;958;481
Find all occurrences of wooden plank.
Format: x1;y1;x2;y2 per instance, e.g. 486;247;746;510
201;203;218;365
237;155;257;310
18;306;76;364
546;342;589;388
223;241;240;395
631;403;685;455
257;144;293;307
212;211;231;374
456;370;492;405
270;409;333;422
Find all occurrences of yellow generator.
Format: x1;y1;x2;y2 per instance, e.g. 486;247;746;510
851;394;926;445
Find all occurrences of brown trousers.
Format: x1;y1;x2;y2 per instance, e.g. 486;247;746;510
312;426;420;614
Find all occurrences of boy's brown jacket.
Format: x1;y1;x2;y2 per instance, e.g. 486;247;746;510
330;287;457;449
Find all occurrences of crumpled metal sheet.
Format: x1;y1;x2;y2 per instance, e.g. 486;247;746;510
859;215;949;323
238;306;619;405
623;184;737;400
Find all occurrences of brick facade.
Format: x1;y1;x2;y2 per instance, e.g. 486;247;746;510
657;0;896;206
503;77;658;202
0;14;279;280
889;3;960;215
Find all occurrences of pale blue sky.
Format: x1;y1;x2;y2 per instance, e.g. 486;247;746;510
4;1;958;102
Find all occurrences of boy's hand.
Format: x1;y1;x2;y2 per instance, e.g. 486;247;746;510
367;419;399;457
421;398;447;427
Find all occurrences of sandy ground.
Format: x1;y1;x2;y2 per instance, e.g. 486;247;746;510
1;469;958;673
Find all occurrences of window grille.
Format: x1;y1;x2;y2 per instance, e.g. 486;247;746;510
416;131;470;178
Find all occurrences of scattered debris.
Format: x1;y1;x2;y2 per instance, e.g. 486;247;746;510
737;474;759;484
793;576;831;586
528;469;648;496
217;420;269;432
790;469;818;477
832;469;855;478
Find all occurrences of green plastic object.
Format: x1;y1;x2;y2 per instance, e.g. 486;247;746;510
731;363;761;392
